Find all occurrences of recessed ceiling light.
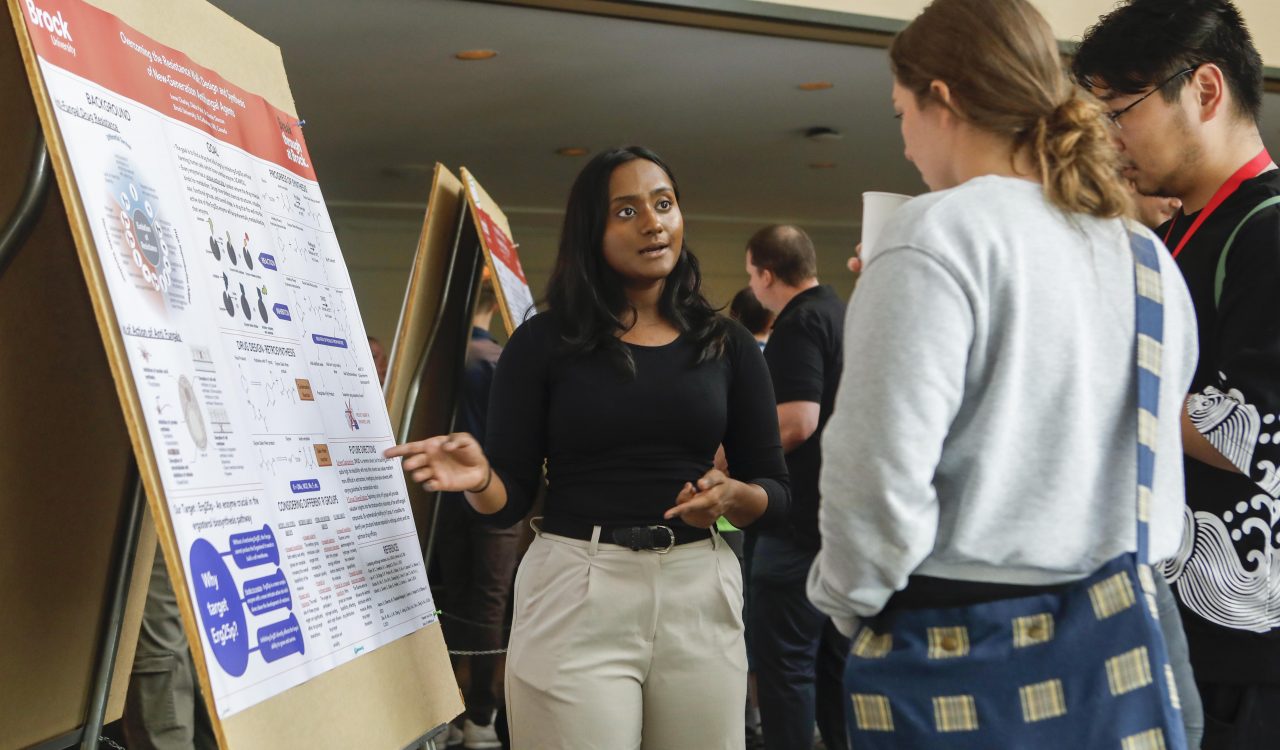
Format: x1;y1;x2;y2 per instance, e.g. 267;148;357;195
798;81;834;91
556;147;589;157
455;49;498;61
808;162;837;169
805;126;843;141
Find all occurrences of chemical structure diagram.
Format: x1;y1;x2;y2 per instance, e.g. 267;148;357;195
270;223;332;284
231;358;320;435
288;285;374;399
258;173;331;231
256;442;323;477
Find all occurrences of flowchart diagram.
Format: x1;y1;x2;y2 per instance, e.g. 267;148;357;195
190;526;305;678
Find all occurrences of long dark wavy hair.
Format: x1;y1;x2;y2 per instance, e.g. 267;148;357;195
545;146;727;376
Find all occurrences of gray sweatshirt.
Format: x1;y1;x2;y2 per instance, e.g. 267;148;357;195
807;176;1198;635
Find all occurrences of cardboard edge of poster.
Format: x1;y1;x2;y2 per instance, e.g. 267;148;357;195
385;164;465;435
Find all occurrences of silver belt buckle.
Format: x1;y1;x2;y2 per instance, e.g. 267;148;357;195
650;524;676;554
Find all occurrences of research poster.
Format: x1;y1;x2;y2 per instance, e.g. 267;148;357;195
19;0;436;717
462;170;535;332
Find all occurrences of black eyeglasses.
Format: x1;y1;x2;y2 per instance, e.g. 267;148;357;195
1105;67;1197;129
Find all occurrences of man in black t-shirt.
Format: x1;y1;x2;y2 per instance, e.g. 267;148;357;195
1075;2;1280;746
744;225;848;750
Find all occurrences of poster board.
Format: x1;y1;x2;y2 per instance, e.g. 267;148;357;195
384;165;465;439
0;11;153;747
383;163;483;557
7;0;461;747
460;168;535;334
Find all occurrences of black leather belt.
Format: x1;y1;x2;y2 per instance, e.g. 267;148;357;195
540;516;712;552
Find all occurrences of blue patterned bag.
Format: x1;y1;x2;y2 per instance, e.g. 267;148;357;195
844;233;1187;750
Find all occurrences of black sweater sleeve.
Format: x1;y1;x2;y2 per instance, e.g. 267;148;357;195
722;323;791;529
1194;208;1280;494
471;314;553;527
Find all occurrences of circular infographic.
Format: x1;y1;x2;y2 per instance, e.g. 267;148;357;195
114;180;173;293
106;157;187;310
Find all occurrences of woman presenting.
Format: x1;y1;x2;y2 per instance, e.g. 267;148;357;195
386;146;789;749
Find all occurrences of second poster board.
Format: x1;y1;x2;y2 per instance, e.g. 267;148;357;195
384;164;487;552
385;164;466;439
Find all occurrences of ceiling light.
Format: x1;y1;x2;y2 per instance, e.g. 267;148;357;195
455;49;498;61
798;81;834;91
805;127;843;142
556;147;589;157
808;162;837;169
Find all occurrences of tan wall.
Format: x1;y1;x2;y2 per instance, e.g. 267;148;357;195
335;205;858;346
754;0;1280;68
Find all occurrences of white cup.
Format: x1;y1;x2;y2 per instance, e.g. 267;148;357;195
860;191;912;261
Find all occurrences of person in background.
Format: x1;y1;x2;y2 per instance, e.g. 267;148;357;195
744;224;848;750
1134;193;1184;231
367;335;389;386
808;0;1198;746
122;555;217;750
725;284;776;746
730;286;773;350
1074;2;1280;746
387;146;789;749
436;282;518;749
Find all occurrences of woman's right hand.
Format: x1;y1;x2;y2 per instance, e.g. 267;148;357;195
384;433;489;492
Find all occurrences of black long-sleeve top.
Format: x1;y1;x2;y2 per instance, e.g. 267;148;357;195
1160;169;1280;682
474;311;790;531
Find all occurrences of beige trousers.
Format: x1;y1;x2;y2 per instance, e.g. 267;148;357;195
505;527;748;750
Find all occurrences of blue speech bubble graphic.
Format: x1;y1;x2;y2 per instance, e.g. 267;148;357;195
257;613;306;663
229;525;280;569
243;569;293;616
189;538;249;677
259;253;277;271
272;303;291;320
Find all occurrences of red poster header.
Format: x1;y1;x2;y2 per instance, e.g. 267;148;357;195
19;0;317;180
475;206;528;284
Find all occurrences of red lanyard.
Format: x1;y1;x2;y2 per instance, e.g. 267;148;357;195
1164;148;1275;259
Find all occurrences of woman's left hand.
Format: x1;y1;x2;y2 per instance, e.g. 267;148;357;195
665;469;736;528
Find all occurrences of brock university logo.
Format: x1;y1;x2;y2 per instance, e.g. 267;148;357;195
25;0;73;41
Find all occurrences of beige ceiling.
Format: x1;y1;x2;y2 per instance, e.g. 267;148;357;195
205;0;1280;230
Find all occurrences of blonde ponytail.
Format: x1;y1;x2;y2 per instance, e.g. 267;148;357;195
1024;92;1133;219
891;0;1134;220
